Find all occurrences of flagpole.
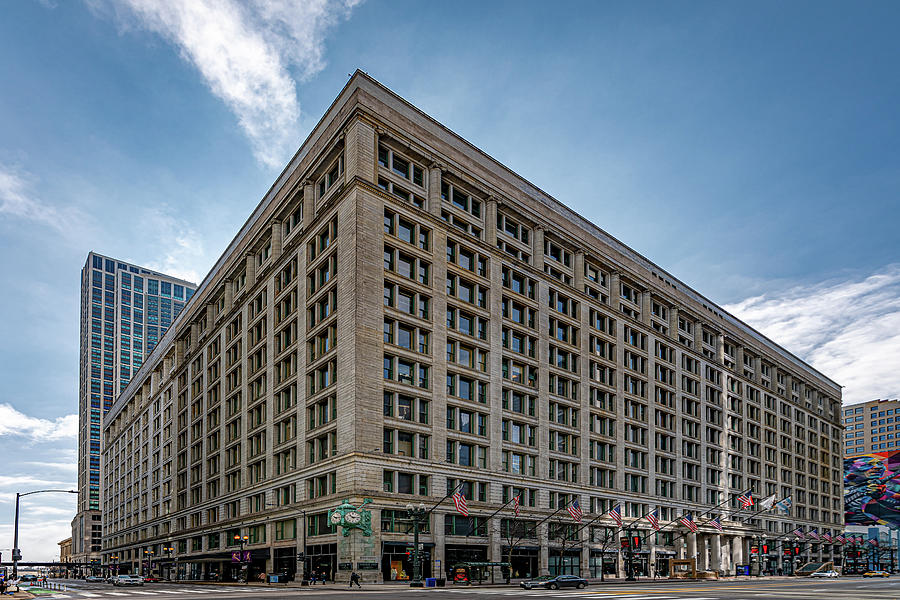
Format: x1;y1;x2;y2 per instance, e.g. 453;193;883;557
464;495;516;538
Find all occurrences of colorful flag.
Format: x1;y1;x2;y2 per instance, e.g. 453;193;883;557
646;510;660;531
807;528;819;540
679;513;698;532
835;535;845;544
774;496;793;515
792;527;805;540
738;493;754;509
514;494;521;517
709;516;723;532
452;490;469;517
758;494;777;511
868;538;879;546
567;499;584;522
609;504;623;527
822;532;832;543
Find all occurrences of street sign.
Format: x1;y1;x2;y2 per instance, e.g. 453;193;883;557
231;551;240;563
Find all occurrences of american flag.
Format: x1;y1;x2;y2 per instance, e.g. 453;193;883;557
738;493;754;509
807;528;819;540
609;504;623;527
452;490;469;517
567;499;583;522
709;516;723;532
822;532;832;543
679;513;698;532
835;534;845;544
513;494;521;518
792;527;805;540
869;538;879;546
646;510;660;531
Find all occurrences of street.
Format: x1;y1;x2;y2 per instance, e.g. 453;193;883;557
31;577;900;600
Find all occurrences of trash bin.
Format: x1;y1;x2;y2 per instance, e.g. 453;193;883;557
425;578;436;587
267;574;279;583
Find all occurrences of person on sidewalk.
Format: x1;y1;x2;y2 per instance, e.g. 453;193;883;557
349;572;361;589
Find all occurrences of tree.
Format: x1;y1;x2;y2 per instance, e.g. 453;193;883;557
501;518;537;583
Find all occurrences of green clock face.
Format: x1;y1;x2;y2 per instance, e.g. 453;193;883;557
328;499;373;537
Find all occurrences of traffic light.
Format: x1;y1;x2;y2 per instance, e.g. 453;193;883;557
762;544;769;554
793;546;800;555
631;536;641;550
620;537;630;549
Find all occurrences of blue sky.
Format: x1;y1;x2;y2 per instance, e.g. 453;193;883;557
1;0;899;560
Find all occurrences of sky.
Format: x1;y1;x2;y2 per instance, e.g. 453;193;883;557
1;0;899;561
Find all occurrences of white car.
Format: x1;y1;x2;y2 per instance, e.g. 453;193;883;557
810;570;839;578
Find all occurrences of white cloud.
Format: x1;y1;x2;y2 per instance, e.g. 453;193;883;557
0;404;78;442
725;265;900;405
0;165;93;238
99;0;361;168
138;204;206;284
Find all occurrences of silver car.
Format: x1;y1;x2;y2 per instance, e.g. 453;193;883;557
112;575;144;587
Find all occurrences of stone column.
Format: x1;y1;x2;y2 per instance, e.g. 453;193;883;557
694;321;704;350
711;534;722;573
485;198;498;247
608;271;620;310
573;250;585;291
732;535;744;569
345;118;376;183
686;532;697;565
668;306;679;341
302;181;315;228
532;227;544;271
428;165;442;217
641;289;651;326
433;506;446;580
245;252;257;289
538;522;549;575
270;220;283;260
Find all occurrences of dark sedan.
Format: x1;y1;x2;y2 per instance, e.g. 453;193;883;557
520;574;588;590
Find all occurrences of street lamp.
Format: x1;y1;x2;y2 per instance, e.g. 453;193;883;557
143;550;155;578
12;489;78;578
162;547;174;581
405;503;427;588
110;556;119;578
760;534;767;577
234;535;249;583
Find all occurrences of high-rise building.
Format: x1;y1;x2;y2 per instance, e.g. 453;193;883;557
101;72;843;582
72;252;195;571
842;399;900;457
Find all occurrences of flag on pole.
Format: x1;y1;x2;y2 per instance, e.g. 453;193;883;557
679;513;698;532
792;527;805;540
609;504;623;527
807;528;819;540
822;532;832;543
567;499;584;522
452;490;469;517
774;496;793;515
835;534;845;544
709;516;723;532
869;538;879;546
738;492;754;509
646;510;660;531
758;494;777;511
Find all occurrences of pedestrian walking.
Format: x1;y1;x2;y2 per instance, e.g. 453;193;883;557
349;572;361;588
320;569;327;584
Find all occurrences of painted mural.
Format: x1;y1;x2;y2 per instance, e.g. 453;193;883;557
845;451;900;527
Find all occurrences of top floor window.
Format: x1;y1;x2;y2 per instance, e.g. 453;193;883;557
379;145;425;187
441;181;482;219
496;213;529;244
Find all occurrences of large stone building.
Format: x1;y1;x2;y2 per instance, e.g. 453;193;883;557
101;72;843;582
842;399;900;457
73;252;195;570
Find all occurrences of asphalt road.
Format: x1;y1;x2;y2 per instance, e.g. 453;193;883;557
37;577;900;600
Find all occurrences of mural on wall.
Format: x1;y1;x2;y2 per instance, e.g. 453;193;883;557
845;451;900;527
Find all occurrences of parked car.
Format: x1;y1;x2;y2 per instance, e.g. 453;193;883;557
810;570;839;578
112;575;144;587
520;575;588;590
85;576;105;583
105;575;117;584
863;570;890;578
19;575;38;583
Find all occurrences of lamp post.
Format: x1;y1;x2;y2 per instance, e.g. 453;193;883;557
110;555;119;578
143;549;155;578
234;535;249;583
12;489;78;578
624;527;636;581
405;503;427;588
162;547;174;581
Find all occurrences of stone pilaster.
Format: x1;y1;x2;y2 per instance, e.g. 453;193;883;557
345;118;376;184
428;166;442;217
